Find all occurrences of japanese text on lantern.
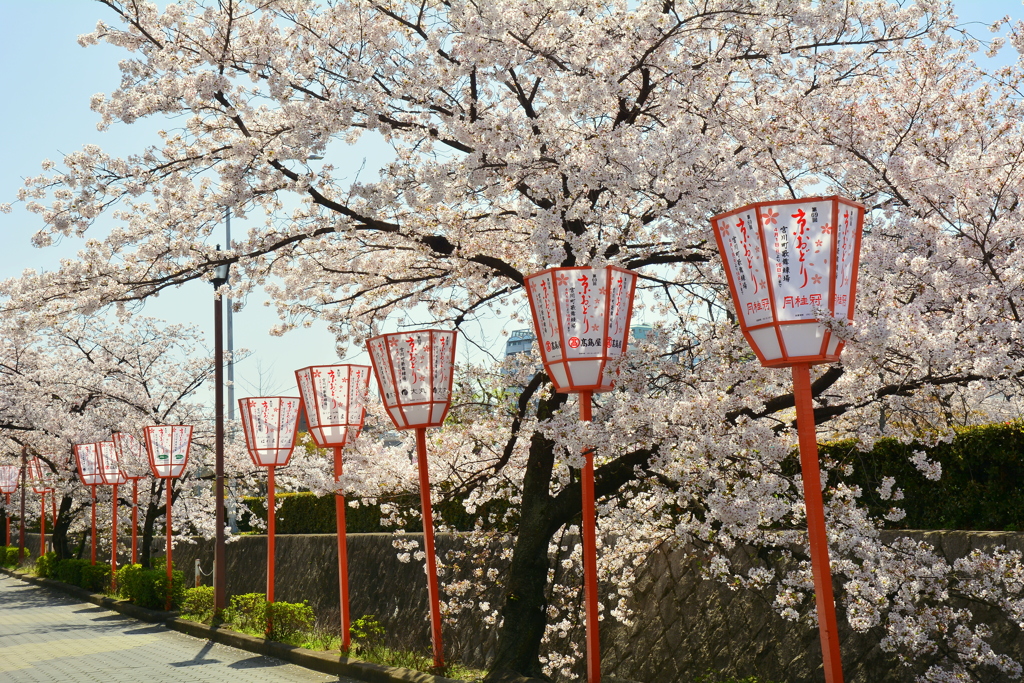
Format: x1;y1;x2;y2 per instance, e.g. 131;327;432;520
717;214;771;327
765;202;834;322
529;274;562;360
431;332;453;398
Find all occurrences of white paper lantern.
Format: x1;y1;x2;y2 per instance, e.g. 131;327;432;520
112;432;150;480
97;441;127;486
74;443;104;486
142;425;193;479
238;396;302;467
524;265;638;393
367;330;456;430
711;196;865;367
295;365;371;449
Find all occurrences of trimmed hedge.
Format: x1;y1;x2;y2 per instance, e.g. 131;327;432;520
823;422;1024;531
115;563;185;610
0;546;21;567
239;489;513;535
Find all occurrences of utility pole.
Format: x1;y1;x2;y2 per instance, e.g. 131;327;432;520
212;244;230;613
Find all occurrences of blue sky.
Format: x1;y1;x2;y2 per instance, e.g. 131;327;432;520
0;0;1021;395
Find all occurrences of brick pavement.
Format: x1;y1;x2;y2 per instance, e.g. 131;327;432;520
0;574;357;683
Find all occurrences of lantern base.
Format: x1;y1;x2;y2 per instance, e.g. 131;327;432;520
759;353;841;369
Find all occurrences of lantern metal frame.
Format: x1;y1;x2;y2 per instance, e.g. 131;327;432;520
27;457;53;558
142;425;194;609
367;329;457;670
711;195;865;683
97;441;127;587
238;396;302;629
0;465;17;547
524;265;638;394
523;264;639;683
112;432;148;565
295;364;371;652
73;443;104;565
710;195;865;368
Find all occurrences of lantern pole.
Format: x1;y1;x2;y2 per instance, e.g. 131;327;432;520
131;479;138;565
414;427;445;670
90;485;97;566
166;479;173;610
39;491;45;557
577;390;602;683
111;483;119;591
793;363;844;683
5;493;10;546
334;444;352;651
266;465;276;635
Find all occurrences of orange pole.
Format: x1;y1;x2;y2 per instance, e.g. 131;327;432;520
91;486;97;565
267;466;276;636
166;480;173;611
793;363;844;683
579;390;601;683
415;427;444;670
5;493;9;546
39;492;46;557
131;479;138;565
335;445;351;651
111;484;119;592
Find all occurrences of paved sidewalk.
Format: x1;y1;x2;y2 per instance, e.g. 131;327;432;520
0;574;357;683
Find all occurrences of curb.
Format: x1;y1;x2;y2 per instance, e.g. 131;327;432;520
0;566;462;683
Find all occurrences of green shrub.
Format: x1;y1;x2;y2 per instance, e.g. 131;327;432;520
267;600;315;640
80;563;111;593
52;558;90;586
35;551;56;578
181;585;216;623
115;562;185;610
226;592;267;633
4;546;21;567
822;421;1024;531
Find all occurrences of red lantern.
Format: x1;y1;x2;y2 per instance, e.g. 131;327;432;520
142;425;194;609
27;458;53;558
112;432;148;565
524;265;639;683
295;364;371;652
524;265;638;393
367;329;457;669
73;443;104;565
0;465;17;546
711;196;865;683
238;396;301;624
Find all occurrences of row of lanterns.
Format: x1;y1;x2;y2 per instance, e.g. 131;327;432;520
0;195;863;683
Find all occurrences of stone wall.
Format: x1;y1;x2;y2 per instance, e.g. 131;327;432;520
17;530;1024;682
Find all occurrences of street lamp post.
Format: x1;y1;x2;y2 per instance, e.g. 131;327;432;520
523;265;639;683
143;424;194;610
212;253;230;613
711;195;865;683
237;396;302;633
367;329;457;671
295;364;371;651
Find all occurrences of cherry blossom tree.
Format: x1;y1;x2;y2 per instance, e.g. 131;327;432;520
8;0;1024;680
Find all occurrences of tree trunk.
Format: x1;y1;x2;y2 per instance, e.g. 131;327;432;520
49;495;74;560
487;391;567;681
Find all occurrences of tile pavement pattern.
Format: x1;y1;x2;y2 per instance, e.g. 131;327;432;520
0;574;355;683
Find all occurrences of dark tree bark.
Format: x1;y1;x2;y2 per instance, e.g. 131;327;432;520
140;479;164;568
49;494;75;559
